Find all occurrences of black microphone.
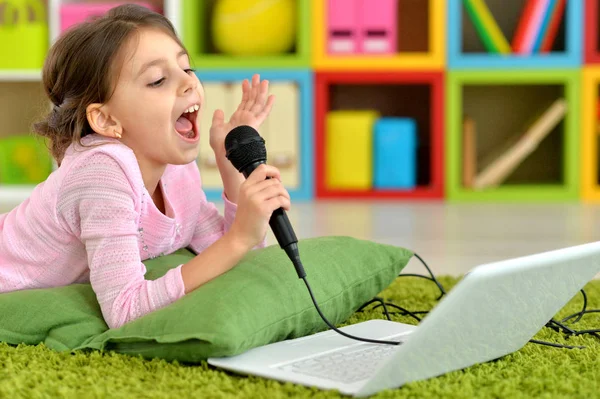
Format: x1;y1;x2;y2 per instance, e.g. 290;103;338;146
224;125;305;279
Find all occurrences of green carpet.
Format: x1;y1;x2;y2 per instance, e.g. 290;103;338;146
2;275;599;398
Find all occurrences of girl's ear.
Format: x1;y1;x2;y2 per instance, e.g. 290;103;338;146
86;103;123;139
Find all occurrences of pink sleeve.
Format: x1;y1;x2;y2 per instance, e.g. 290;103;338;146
188;189;267;254
57;152;185;329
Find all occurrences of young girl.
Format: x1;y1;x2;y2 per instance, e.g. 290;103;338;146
0;4;291;330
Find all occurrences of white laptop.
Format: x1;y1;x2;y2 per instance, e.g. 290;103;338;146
208;242;600;397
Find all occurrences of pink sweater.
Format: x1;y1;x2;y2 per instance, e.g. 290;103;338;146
0;134;259;329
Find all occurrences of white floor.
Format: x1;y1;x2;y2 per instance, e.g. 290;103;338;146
3;200;600;278
262;200;600;278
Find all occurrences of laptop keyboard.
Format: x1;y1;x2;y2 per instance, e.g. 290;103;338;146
278;338;404;384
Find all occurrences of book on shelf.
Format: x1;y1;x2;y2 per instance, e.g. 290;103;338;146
512;0;542;54
463;0;511;54
473;98;567;190
462;116;477;188
539;0;566;53
532;0;557;52
512;0;565;54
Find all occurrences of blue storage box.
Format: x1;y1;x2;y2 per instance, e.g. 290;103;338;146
373;117;418;189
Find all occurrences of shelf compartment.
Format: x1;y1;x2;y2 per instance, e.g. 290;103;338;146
447;70;580;202
311;0;446;71
193;69;313;202
0;81;53;188
448;0;582;69
181;0;310;69
315;71;444;200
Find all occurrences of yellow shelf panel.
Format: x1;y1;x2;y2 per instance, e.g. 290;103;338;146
582;67;600;202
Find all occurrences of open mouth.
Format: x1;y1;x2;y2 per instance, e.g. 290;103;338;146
175;105;199;140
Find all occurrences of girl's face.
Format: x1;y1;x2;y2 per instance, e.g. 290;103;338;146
99;28;204;168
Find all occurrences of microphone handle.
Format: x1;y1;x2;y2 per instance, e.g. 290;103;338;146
239;161;305;279
241;161;299;250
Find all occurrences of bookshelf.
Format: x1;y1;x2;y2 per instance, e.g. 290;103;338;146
581;67;600;201
180;0;311;69
446;70;580;202
449;0;583;69
0;1;595;206
315;71;444;200
193;69;314;202
312;0;446;71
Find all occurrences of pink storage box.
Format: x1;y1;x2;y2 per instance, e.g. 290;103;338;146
60;2;161;33
327;0;359;54
358;0;397;54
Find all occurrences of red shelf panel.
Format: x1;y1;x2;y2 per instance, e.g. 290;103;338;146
585;0;600;63
314;71;444;200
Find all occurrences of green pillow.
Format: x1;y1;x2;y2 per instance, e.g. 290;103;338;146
0;236;412;362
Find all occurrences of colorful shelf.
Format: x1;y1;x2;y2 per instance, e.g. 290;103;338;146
449;0;583;69
193;69;314;202
446;69;580;202
181;0;311;69
315;71;444;200
1;1;598;205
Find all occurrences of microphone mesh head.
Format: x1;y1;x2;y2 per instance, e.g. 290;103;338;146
225;125;267;172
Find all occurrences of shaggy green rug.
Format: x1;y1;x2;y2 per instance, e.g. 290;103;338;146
2;275;599;398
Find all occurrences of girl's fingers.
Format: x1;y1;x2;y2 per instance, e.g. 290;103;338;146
264;196;291;213
237;79;250;112
245;177;282;198
245;164;281;184
255;183;288;203
250;80;269;114
244;74;260;111
255;95;275;122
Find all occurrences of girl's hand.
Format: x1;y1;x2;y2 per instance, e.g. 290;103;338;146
228;164;291;251
209;74;275;154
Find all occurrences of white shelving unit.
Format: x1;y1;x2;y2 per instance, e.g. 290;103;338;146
0;0;179;208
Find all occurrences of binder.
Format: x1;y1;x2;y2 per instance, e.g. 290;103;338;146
359;0;397;54
327;0;360;54
326;110;379;190
374;117;418;189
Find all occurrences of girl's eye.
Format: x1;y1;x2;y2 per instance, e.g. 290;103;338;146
148;69;196;88
148;77;165;88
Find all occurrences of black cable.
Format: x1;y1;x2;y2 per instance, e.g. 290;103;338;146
298;251;443;346
529;339;585;350
372;303;422;322
356;297;392;321
562;309;600;323
302;250;600;350
302;276;401;346
414;253;447;299
528;289;600;349
561;290;588;324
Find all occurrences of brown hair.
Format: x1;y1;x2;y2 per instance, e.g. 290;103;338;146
33;3;186;165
